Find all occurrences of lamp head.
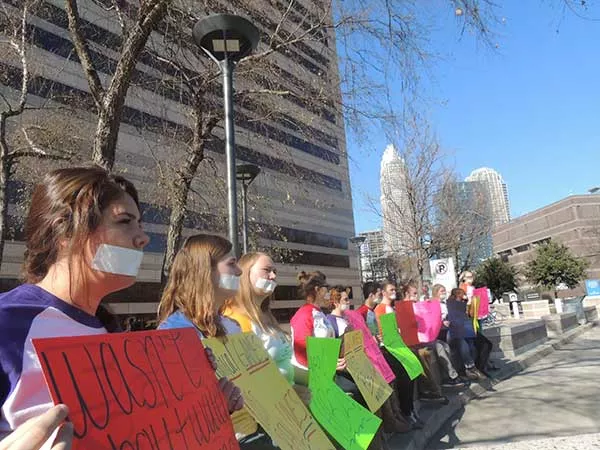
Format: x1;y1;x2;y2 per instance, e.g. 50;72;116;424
193;14;260;62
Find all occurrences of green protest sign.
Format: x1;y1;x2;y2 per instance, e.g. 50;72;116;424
380;313;424;380
307;337;381;450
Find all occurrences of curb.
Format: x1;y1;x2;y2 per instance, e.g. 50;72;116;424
393;321;598;450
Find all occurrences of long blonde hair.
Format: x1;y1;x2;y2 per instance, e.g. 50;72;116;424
224;252;287;336
158;234;231;337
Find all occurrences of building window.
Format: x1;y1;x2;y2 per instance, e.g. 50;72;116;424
514;244;531;253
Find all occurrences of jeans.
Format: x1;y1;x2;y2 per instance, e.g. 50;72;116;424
434;340;459;380
450;338;476;369
411;344;443;396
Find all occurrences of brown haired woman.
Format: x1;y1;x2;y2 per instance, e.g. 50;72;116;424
0;168;240;449
289;271;336;370
0;167;149;448
158;238;286;449
157;234;244;338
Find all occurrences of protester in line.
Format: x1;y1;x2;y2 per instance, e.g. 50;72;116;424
373;281;423;429
290;271;335;368
459;271;496;373
157;235;278;448
328;287;412;434
326;285;351;338
357;282;381;336
158;234;244;339
446;288;487;380
0;168;241;450
431;284;449;341
400;284;455;397
221;252;310;401
290;272;368;405
405;284;465;387
466;293;495;374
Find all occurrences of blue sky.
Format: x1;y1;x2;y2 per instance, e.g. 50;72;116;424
347;1;600;233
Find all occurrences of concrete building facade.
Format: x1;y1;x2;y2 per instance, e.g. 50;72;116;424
0;0;359;324
358;229;387;282
493;194;600;297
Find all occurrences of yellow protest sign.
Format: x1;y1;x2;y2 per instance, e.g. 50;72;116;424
205;333;335;450
307;337;382;450
231;408;258;436
343;331;393;413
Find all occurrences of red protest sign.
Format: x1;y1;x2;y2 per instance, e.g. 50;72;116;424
33;328;239;450
395;301;420;347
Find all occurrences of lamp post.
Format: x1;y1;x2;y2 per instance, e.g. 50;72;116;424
349;235;367;285
192;14;259;257
236;164;261;254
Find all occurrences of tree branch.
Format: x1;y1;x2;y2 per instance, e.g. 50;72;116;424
64;0;105;109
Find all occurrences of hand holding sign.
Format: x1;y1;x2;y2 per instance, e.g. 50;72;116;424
33;329;238;450
0;405;73;450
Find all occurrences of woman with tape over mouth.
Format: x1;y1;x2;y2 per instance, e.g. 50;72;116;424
221;252;310;402
0;168;241;450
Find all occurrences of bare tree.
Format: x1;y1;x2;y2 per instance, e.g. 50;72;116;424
61;0;509;280
64;0;172;169
368;116;447;291
0;0;79;268
432;173;493;281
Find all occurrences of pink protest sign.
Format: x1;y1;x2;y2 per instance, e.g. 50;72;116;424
413;301;442;344
473;287;490;319
344;310;395;383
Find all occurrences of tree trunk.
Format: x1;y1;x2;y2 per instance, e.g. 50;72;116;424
92;102;122;170
161;176;189;281
0;115;12;270
75;0;171;171
160;108;213;280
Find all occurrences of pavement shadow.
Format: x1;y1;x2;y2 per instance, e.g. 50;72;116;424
425;406;466;449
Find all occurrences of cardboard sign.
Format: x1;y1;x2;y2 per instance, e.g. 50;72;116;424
379;313;424;380
413;301;442;344
344;310;395;383
231;408;258;436
343;331;393;412
473;287;490;319
307;337;381;450
32;329;238;450
394;301;420;347
205;333;334;450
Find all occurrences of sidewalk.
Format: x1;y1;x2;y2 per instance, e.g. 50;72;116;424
386;321;598;450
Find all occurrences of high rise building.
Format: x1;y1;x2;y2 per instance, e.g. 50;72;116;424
466;167;511;226
0;1;357;324
358;230;387;281
455;181;494;264
380;144;411;254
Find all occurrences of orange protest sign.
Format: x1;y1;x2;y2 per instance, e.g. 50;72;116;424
33;329;239;450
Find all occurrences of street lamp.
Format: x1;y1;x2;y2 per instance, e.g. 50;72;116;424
349;235;367;285
589;187;600;194
236;164;261;254
193;14;260;257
